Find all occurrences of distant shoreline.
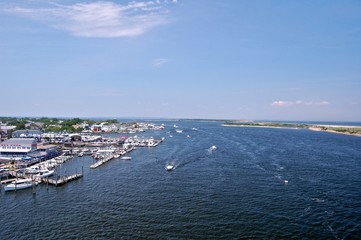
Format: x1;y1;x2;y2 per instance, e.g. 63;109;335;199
223;122;361;137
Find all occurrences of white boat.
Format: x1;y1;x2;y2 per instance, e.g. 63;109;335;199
176;129;183;134
34;169;55;178
25;166;41;174
4;178;37;192
207;145;217;154
165;164;174;171
121;156;132;160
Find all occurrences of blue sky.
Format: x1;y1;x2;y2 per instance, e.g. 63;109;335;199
1;0;360;121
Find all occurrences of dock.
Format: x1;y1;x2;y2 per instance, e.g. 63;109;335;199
42;174;83;186
90;155;114;169
1;178;16;184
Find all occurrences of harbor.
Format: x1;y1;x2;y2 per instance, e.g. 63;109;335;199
0;121;166;191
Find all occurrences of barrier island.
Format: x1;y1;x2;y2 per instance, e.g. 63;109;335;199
223;121;361;137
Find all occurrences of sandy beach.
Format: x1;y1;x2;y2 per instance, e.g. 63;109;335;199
223;123;361;137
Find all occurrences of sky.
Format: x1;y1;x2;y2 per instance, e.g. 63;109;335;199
0;0;360;121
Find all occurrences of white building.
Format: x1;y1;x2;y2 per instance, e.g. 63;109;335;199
0;138;37;160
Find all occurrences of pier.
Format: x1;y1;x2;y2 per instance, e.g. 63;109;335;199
42;173;83;186
1;178;16;184
90;155;114;169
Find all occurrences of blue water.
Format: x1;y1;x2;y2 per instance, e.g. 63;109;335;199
1;120;361;239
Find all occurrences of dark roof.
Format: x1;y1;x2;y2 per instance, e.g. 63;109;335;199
0;138;36;145
13;130;42;134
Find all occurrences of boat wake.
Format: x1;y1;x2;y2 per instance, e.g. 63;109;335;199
168;146;217;170
207;145;217;155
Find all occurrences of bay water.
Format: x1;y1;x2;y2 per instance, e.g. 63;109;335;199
1;120;360;239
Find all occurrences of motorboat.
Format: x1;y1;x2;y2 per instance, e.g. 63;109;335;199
4;178;37;192
207;145;217;154
34;169;55;178
25;166;41;174
121;156;132;160
165;164;175;171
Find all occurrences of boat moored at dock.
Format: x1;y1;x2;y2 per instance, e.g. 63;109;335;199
34;169;55;179
4;178;37;192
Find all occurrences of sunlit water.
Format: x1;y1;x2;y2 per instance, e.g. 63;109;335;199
1;120;361;239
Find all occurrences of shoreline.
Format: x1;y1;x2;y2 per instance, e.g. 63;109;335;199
223;123;361;137
222;124;300;130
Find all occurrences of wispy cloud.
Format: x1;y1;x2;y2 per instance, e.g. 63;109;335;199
152;58;169;67
3;1;178;38
271;100;330;107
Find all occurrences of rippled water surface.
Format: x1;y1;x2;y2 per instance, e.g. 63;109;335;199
1;120;361;239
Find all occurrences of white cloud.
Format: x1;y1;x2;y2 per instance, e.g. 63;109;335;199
152;58;169;67
271;100;330;107
4;1;177;38
303;101;330;106
271;101;295;107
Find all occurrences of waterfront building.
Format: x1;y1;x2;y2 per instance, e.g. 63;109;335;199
0;138;37;160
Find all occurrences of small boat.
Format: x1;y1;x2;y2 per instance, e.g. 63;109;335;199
121;156;132;160
165;164;174;171
176;129;183;134
4;178;37;192
25;167;40;174
210;145;217;150
34;169;55;178
207;145;217;154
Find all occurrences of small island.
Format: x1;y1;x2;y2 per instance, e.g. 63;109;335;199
223;121;361;137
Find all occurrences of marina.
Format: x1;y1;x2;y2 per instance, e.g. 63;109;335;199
1;125;165;190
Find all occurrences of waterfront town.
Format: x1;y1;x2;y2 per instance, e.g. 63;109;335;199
0;117;165;191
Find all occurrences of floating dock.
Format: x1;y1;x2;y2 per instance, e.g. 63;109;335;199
42;174;83;186
90;155;114;169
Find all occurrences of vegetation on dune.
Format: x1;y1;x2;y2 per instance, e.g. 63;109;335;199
318;126;361;135
224;121;308;129
224;121;361;136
